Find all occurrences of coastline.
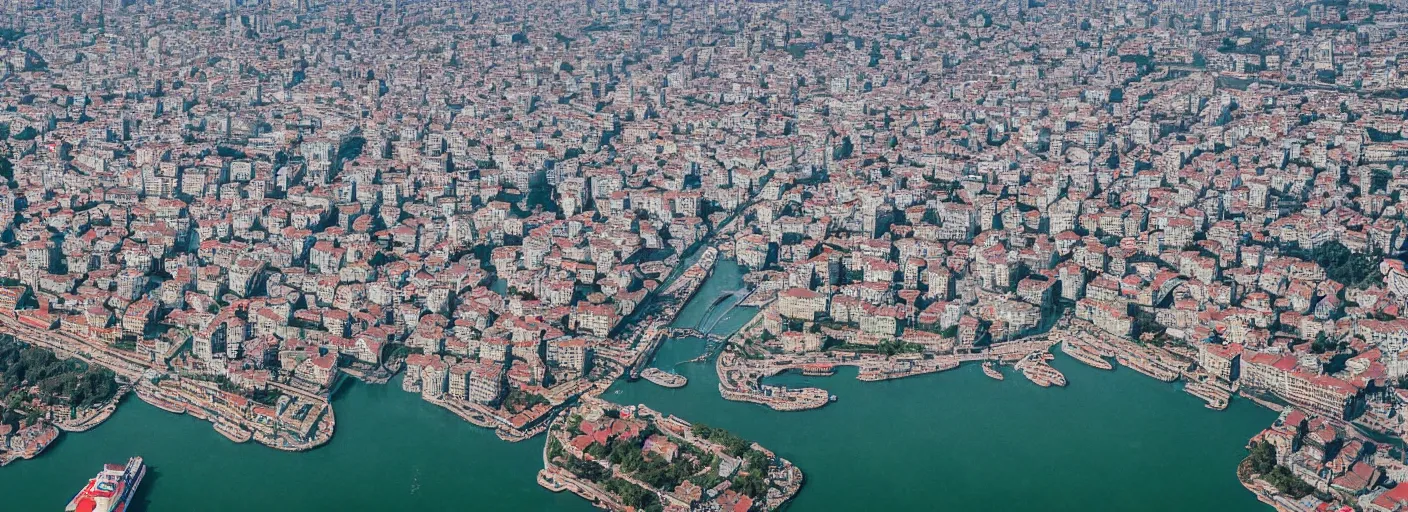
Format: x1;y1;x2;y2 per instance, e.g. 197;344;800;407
0;385;131;467
0;246;1312;511
130;379;334;453
537;398;805;511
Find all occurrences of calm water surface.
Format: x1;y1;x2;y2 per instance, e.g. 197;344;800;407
0;260;1274;511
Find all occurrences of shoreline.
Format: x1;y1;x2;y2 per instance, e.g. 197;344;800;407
0;248;1310;511
131;380;334;453
538;398;805;511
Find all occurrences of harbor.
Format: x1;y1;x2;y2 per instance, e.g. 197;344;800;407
1054;326;1183;383
1;258;1279;512
614;337;1278;512
626;247;719;381
130;376;334;453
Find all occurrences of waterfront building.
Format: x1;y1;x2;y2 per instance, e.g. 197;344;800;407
1198;342;1243;384
470;364;505;405
778;288;827;321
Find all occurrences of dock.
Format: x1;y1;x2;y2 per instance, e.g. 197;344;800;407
982;361;1004;380
1060;340;1113;370
1184;380;1231;410
1116;353;1180;382
1014;353;1066;387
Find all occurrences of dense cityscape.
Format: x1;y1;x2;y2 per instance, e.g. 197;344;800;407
4;0;1408;510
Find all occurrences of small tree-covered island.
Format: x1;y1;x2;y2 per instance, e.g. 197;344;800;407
539;397;803;512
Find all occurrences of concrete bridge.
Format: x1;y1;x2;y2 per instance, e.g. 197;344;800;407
696;287;751;333
668;328;728;343
1152;277;1187;307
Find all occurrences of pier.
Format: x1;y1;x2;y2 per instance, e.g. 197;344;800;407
1014;353;1067;388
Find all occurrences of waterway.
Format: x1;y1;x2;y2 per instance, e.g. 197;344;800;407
0;378;591;512
610;260;1278;511
1;259;1276;511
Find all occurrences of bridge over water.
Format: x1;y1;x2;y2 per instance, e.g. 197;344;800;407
696;287;750;333
667;328;728;342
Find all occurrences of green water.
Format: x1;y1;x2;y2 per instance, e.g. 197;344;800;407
0;379;591;512
611;260;1277;511
1;260;1275;511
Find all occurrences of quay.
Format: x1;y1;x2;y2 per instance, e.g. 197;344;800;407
801;363;836;377
214;420;253;444
52;386;129;433
1059;339;1114;370
1054;324;1183;383
982;361;1004;381
131;378;334;452
856;359;959;382
1014;353;1066;388
1117;354;1181;383
1184;380;1232;411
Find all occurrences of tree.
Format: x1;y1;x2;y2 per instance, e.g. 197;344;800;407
603;478;660;511
215;146;246;159
1282;241;1382;289
0;336;117;415
733;470;769;499
832;136;854;161
337;136;366;161
1247;441;1276;475
1310;332;1333;354
1243;441;1315;498
1372;169;1393;193
564;456;608;481
0;154;12;186
691;423;750;456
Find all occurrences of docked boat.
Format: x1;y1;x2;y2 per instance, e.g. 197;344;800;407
1015;354;1066;387
65;457;146;512
134;386;186;415
214;419;253;444
982;361;1004;381
1116;354;1179;382
801;364;836;377
1184;380;1231;411
641;368;688;388
1061;340;1113;370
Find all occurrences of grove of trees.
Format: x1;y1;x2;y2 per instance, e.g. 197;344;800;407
0;336;118;426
